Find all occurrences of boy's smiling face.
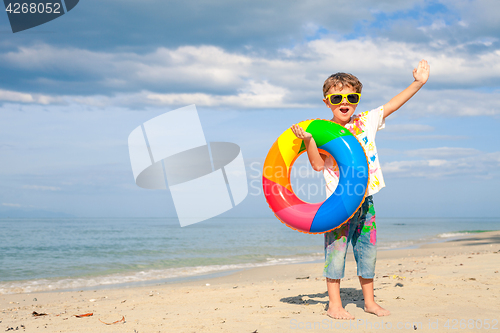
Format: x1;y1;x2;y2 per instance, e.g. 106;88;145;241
322;85;358;126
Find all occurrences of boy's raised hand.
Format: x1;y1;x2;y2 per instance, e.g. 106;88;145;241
383;59;430;119
413;59;430;85
291;124;325;171
291;124;312;140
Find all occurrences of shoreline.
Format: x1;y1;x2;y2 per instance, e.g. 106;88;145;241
1;229;497;295
1;231;499;332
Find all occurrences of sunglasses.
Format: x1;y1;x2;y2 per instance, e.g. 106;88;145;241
325;93;361;105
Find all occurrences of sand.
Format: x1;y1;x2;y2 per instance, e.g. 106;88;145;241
1;231;499;333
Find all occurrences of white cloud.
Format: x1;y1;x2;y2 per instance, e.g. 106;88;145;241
0;89;61;105
383;150;500;178
0;89;33;103
405;147;481;159
146;81;310;108
1;34;500;112
384;124;434;132
23;185;62;191
2;203;21;207
379;134;469;141
402;89;500;116
418;19;447;33
440;0;500;35
2;45;251;92
0;86;311;109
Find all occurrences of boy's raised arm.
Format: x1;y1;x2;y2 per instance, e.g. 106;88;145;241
383;59;430;119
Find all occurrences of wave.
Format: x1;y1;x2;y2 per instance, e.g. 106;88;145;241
436;230;492;238
0;254;322;294
378;240;416;250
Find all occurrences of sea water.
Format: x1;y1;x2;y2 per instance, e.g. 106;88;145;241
1;217;499;294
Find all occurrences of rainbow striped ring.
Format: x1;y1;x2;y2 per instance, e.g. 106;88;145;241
262;119;369;234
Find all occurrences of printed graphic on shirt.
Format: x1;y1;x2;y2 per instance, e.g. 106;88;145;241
324;107;386;197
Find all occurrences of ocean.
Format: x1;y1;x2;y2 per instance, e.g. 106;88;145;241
1;217;499;294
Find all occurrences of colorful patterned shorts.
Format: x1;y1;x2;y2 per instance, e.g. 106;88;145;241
323;195;377;279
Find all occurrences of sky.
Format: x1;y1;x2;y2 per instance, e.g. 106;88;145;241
1;0;499;219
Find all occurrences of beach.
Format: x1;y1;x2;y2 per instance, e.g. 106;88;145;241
1;230;499;333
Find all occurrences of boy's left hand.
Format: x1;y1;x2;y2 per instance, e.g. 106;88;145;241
383;59;430;119
413;59;430;85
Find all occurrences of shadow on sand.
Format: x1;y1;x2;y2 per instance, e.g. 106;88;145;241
280;288;366;311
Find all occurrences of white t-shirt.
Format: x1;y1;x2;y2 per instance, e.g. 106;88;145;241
324;106;386;197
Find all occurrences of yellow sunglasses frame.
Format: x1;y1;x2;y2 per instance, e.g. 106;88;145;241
325;93;361;105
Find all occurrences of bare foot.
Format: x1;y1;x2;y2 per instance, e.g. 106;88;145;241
364;302;390;317
326;305;355;320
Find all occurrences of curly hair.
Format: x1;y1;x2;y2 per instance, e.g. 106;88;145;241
323;72;363;97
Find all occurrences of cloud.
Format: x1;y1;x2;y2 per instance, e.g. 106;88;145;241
1;1;500;114
0;87;310;109
1;44;267;96
2;203;22;207
2;0;500;219
383;149;500;178
378;134;469;141
145;81;310;108
368;0;500;54
418;19;448;32
0;89;61;105
22;185;62;191
384;124;434;132
400;89;500;116
438;0;500;39
0;89;34;103
0;0;427;52
2;37;500;113
405;147;481;159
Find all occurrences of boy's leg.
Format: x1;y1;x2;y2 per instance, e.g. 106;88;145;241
324;217;359;319
359;277;390;317
351;196;390;316
326;278;354;320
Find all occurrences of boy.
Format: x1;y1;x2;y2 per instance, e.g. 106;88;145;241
291;60;430;319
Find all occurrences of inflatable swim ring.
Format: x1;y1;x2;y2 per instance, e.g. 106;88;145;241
262;119;369;234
